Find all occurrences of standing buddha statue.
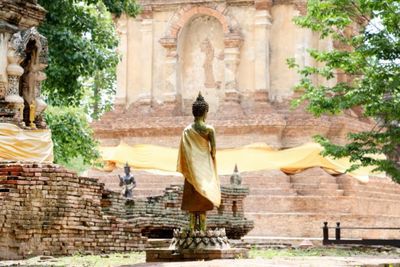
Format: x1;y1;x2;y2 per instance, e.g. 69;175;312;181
177;92;221;232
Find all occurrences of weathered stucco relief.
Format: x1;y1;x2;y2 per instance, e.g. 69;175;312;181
178;15;224;113
200;38;217;89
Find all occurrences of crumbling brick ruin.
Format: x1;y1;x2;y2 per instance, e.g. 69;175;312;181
0;162;253;260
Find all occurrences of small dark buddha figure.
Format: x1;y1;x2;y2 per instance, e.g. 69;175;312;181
118;163;136;199
177;92;221;232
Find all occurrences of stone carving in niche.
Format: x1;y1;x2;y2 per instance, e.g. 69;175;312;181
10;28;48;67
200;38;216;89
8;27;48;128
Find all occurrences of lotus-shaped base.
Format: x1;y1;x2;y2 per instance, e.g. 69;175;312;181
169;228;230;250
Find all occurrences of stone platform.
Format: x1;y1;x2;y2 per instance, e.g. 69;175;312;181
146;248;248;262
146;226;249;262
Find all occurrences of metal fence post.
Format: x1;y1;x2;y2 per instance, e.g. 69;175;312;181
323;222;329;244
335;222;341;241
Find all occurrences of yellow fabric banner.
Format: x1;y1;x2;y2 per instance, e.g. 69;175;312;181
99;142;384;183
0;123;53;162
177;125;220;207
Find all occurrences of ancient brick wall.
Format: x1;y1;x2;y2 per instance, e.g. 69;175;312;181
91;167;400;240
0;163;147;260
102;184;253;240
0;162;253;260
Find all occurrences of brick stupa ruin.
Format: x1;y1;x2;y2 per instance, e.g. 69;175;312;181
91;0;400;244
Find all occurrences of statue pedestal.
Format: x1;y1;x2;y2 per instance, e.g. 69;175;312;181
145;228;249;262
146;248;248;262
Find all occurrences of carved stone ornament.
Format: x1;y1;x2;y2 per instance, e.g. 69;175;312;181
169;228;230;251
10;27;48;67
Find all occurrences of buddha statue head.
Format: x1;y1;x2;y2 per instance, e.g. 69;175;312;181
192;92;209;119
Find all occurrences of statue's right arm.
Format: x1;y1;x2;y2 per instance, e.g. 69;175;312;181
209;127;216;160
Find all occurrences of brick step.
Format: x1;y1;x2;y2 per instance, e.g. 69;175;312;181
238;176;290;183
243;182;293;188
339;184;400;195
367;177;399;185
244;196;352;213
290;175;337;184
135;176;183;184
364;185;400;194
291;182;340;190
289;167;338;184
244;196;400;216
344;190;400;200
249;188;297;196
337;176;400;190
295;189;344;196
136;183;176;188
366;180;400;187
245;212;400;238
348;185;400;195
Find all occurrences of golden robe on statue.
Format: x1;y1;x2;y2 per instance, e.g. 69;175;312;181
177;125;221;212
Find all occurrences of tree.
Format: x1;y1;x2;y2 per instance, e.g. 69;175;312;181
288;0;400;182
38;0;139;112
45;106;100;166
36;0;139;169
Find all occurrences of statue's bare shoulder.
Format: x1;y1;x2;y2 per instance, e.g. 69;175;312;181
205;124;215;136
205;124;215;131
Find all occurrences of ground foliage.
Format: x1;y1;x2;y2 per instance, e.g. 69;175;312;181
36;0;139;167
288;0;400;182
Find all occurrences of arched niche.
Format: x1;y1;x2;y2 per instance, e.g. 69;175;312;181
177;15;225;114
8;27;48;127
159;5;243;115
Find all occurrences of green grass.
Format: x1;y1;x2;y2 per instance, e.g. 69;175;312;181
0;252;145;267
249;247;391;259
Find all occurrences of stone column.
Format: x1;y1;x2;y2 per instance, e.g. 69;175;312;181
5;50;23;104
159;37;180;114
294;1;315;93
6;46;24;124
114;14;128;107
138;17;153;106
0;33;9;97
219;34;243;115
254;2;272;101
